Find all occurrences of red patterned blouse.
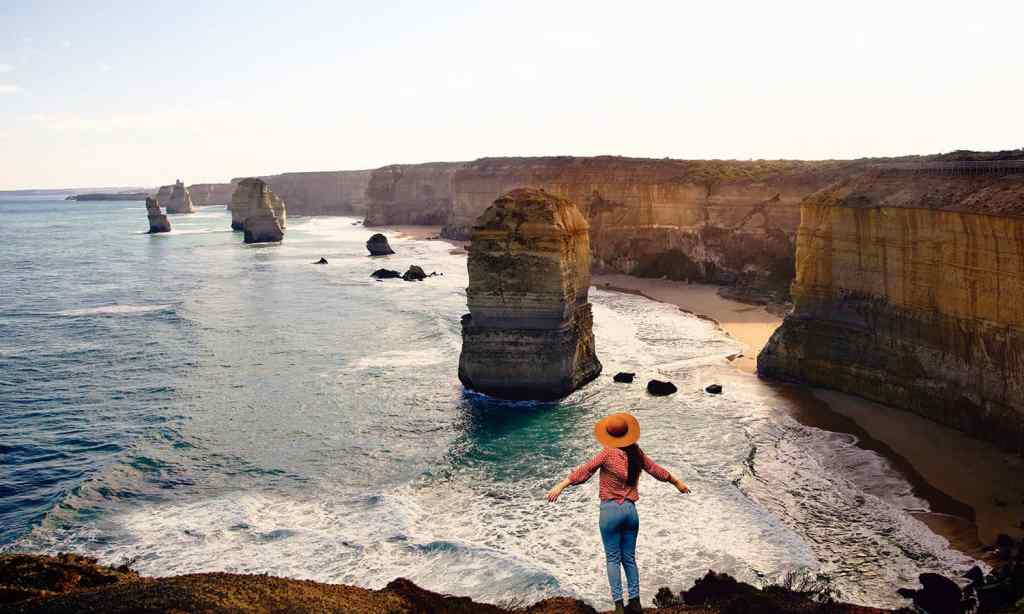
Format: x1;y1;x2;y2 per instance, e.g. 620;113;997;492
567;447;673;503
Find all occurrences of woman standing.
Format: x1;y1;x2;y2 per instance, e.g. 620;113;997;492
547;412;690;614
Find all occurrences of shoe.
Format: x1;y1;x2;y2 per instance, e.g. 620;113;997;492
626;596;642;613
613;599;625;614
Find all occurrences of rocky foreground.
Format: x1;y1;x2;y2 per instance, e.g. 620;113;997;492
0;554;903;613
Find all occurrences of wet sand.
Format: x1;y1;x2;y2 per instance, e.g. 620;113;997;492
591;272;1024;558
392;225;468;253
592;273;782;374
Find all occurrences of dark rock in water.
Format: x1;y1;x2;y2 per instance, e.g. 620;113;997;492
899;573;964;614
371;269;402;279
613;372;635;383
367;233;395;256
705;384;723;394
647;380;677;396
963;565;984;585
314;257;328;265
145;197;171;234
402;265;427;282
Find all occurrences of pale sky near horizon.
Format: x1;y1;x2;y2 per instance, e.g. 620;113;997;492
1;0;1021;189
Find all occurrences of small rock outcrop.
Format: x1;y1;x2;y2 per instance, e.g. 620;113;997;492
366;233;395;256
647;380;677;396
145;197;171;234
458;188;602;400
706;384;723;394
230;178;285;244
162;179;196;214
402;265;427;282
613;372;636;383
314;257;328;265
371;269;402;279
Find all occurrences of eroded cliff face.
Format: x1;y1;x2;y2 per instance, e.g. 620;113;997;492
458;188;602;400
444;157;869;298
243;170;373;216
188;183;235;207
364;162;464;226
758;165;1024;452
232;178;285;244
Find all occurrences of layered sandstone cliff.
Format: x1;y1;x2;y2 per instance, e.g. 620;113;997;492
458;188;602;400
364;162;464;226
438;157;871;298
232;170;373;216
187;182;235;207
758;162;1024;452
145;197;170;233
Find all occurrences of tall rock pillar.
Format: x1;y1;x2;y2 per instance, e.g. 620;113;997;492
231;178;285;244
145;197;171;233
458;188;602;400
164;179;196;214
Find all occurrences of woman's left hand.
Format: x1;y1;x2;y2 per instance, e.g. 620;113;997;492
547;481;567;502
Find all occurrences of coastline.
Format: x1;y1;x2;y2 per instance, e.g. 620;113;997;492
589;272;1024;559
394;227;1023;559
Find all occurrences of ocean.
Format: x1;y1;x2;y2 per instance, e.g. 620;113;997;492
0;197;974;607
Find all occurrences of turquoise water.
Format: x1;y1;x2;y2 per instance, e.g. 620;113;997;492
0;198;973;607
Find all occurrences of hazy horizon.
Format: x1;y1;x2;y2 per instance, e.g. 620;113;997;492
2;0;1022;190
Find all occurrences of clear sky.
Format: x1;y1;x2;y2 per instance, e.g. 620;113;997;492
1;0;1021;189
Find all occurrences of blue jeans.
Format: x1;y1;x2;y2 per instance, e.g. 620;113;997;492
599;500;639;602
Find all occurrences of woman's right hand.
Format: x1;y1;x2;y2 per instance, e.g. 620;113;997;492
674;477;690;494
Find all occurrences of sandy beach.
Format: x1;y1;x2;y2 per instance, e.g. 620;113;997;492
593;273;782;374
590;272;1024;557
391;225;468;253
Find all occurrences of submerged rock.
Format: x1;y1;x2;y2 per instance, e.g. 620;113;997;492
402;265;427;281
314;257;328;265
162;179;196;214
230;178;285;244
647;380;677;396
366;233;395;256
371;268;401;279
458;188;602;400
613;372;636;383
145;197;171;234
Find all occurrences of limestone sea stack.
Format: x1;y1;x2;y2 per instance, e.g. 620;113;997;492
163;179;196;214
145;197;171;233
231;178;285;244
458;188;602;400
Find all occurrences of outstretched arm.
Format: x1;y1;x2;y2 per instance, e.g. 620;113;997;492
547;449;607;502
643;452;690;494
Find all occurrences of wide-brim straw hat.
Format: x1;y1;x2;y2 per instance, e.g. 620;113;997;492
594;412;640;448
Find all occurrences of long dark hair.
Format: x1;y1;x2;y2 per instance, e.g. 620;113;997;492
623;444;643;486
